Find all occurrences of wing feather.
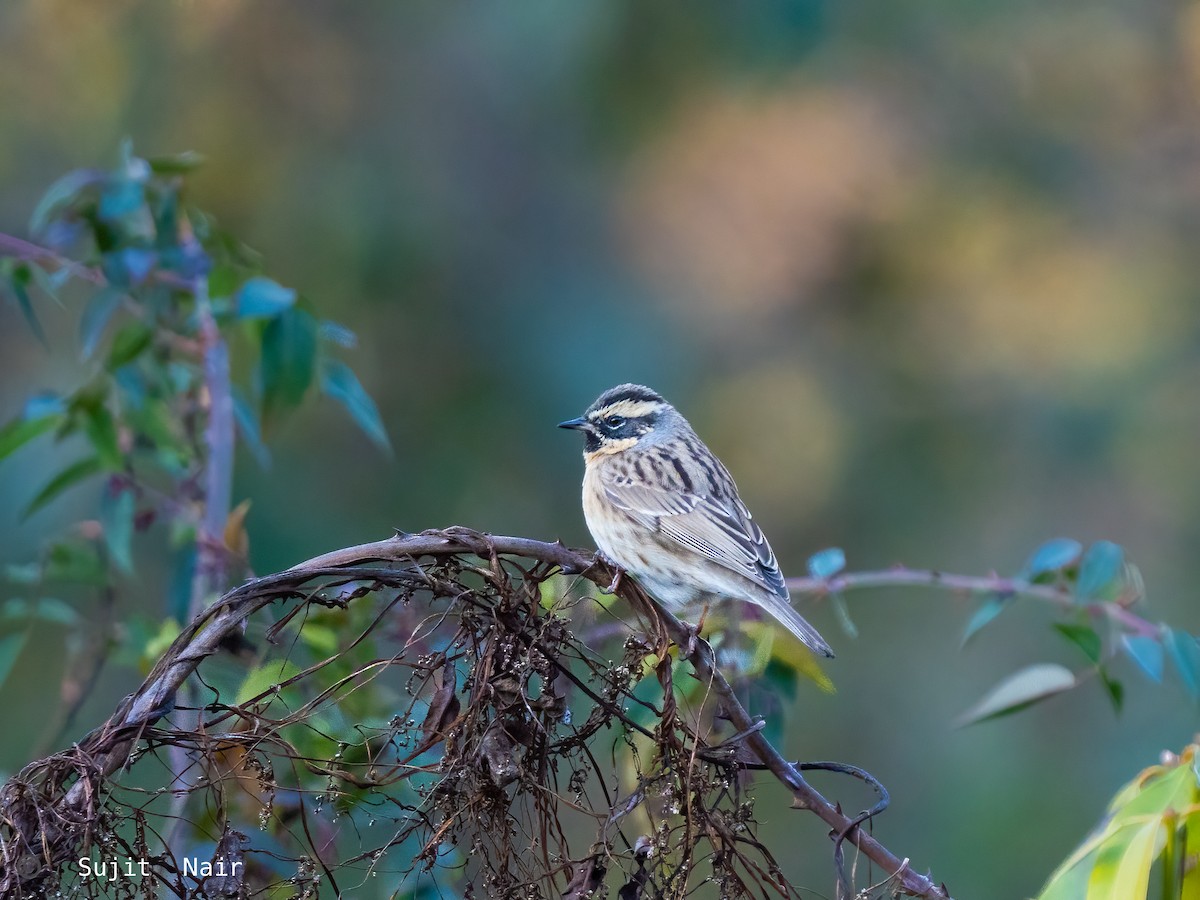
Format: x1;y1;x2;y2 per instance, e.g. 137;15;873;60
600;470;789;600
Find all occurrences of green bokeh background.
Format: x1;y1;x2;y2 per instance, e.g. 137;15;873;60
3;2;1200;896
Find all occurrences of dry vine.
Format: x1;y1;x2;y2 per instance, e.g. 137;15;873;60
0;527;952;899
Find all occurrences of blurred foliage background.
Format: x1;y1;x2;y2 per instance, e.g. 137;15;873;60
3;1;1200;896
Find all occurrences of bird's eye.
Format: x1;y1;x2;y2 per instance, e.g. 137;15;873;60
604;415;626;429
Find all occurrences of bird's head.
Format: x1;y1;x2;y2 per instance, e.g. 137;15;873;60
559;383;673;458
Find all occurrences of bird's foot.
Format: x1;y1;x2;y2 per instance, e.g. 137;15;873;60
593;551;625;594
675;604;710;657
679;620;701;658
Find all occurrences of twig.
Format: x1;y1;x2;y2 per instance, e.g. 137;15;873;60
189;274;234;617
788;566;1160;637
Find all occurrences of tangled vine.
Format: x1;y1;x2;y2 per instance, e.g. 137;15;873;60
0;528;951;899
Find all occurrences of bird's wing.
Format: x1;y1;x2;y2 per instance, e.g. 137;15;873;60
600;472;789;600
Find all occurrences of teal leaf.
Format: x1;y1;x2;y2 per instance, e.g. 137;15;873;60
22;457;103;519
0;631;30;690
956;663;1077;727
232;388;271;468
101;484;135;573
0;406;63;462
237;277;296;320
319;320;358;348
260;308;317;418
109;247;157;287
98;177;145;223
831;593;858;639
0;598;80;627
29;167;104;236
319;359;391;452
1053;623;1102;664
4;564;40;585
1121;634;1164;683
1077;541;1124;599
28;263;68;307
962;595;1009;645
1022;538;1082;579
30;597;80;626
24;393;66;420
806;547;846;580
79;287;124;359
1165;629;1200;700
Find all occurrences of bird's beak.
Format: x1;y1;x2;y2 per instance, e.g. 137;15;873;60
558;416;589;431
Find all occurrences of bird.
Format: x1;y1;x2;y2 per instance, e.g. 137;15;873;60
559;383;834;658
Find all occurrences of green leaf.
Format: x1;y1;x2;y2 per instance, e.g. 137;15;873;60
1121;634;1164;683
231;388;270;468
101;484;135;573
146;150;206;175
1077;541;1124;599
1085;818;1161;900
1053;623;1102;664
962;595;1009;645
1023;538;1082;579
236;276;296;320
956;663;1077;727
22;457;103;519
1098;669;1124;713
260;308;317;418
83;406;122;469
319;359;391;452
236;660;303;707
1165;629;1200;700
806;547;845;580
105;322;154;370
0;631;29;690
79;287;124;359
41;539;106;585
300;623;339;656
1039;750;1199;900
0;409;63;462
6;262;46;346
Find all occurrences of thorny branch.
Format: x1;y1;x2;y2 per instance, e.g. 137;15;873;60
0;528;953;899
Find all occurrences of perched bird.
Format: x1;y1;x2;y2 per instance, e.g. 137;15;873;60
559;383;834;658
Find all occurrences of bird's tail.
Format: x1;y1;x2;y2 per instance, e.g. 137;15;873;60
755;592;835;658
